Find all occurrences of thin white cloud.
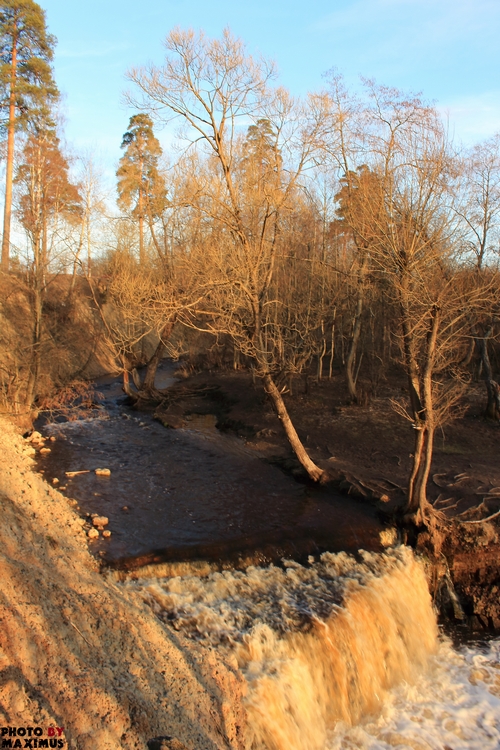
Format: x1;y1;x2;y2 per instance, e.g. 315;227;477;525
57;43;131;60
309;0;499;64
440;91;500;146
312;0;498;34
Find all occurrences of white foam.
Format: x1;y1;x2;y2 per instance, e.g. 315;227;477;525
327;637;500;750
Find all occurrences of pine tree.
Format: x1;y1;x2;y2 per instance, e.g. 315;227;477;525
116;113;166;265
0;0;58;270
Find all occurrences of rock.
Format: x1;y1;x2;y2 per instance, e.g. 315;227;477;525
92;516;109;528
147;738;189;750
95;468;111;476
102;530;111;538
49;436;56;442
52;478;59;484
39;447;51;455
29;431;43;443
87;528;99;539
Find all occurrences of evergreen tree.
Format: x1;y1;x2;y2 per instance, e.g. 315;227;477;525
116;113;166;265
0;0;58;270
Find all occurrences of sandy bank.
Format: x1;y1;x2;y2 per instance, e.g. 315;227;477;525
0;418;246;750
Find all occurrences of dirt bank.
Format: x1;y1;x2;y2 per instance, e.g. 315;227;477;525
139;368;500;632
0;274;160;429
0;418;246;750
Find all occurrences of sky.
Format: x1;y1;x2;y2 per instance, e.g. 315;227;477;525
41;0;500;187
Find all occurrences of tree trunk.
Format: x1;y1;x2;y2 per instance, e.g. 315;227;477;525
122;369;136;398
476;326;500;419
1;39;17;271
405;304;439;522
141;319;176;393
68;219;86;301
138;181;145;266
262;371;324;482
401;302;423;418
345;255;368;401
317;321;326;381
141;340;165;392
406;425;434;522
25;238;43;414
328;317;335;380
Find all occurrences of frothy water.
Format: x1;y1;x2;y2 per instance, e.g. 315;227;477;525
124;547;491;750
329;638;500;750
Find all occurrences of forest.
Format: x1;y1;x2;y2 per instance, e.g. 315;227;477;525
1;6;500;532
1;5;500;750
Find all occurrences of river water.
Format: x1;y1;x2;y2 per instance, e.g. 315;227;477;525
37;363;384;568
36;366;500;749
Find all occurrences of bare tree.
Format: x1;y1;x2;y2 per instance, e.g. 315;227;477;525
126;28;329;480
458;134;500;270
456;135;500;418
325;81;487;525
14;124;81;411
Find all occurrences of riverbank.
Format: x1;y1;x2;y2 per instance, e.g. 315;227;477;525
0;408;498;748
135;367;500;631
0;417;246;749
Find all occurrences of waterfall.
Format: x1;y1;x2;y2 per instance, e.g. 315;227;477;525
238;554;436;749
126;547;438;749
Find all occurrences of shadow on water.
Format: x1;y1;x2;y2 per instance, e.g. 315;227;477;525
37;363;385;570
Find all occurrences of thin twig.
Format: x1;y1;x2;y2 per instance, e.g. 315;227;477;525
69;621;92;646
459;509;500;524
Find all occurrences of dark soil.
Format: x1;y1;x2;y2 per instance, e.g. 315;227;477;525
162;368;500;511
150;365;500;632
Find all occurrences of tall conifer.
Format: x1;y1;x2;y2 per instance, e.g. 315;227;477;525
116;113;165;265
0;0;58;270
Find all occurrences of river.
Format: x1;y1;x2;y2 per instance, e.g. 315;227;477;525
36;365;500;749
36;362;384;568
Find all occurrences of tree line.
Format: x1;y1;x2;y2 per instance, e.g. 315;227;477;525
1;8;500;526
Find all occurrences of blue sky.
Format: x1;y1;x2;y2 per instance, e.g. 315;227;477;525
42;0;500;183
